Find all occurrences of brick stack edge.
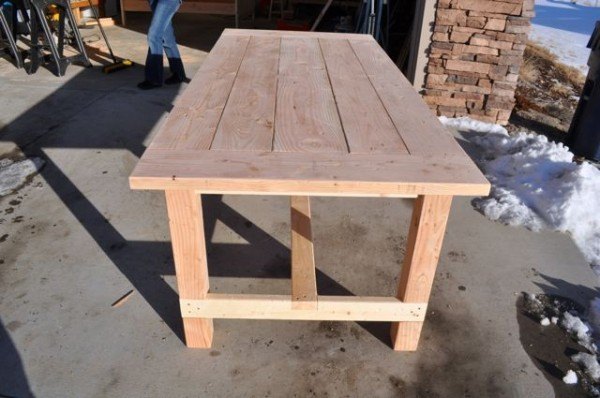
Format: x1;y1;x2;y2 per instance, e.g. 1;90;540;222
422;0;535;125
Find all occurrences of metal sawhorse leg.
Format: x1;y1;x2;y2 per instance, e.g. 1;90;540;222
0;0;25;68
27;0;90;76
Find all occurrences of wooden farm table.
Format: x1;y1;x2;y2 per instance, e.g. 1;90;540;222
129;29;490;351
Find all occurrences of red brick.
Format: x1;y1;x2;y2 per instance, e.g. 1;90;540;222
485;18;506;31
424;95;467;107
461;45;499;55
476;54;501;64
446;59;491;74
436;9;468;25
450;31;473;43
467;16;486;28
433;32;450;41
488;40;514;50
454;0;521;15
468;11;508;19
505;24;530;34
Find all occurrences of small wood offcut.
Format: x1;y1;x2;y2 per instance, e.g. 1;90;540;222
130;29;490;351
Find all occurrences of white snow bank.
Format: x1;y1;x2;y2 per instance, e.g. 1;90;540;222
0;157;44;196
440;117;600;267
530;0;600;73
563;369;579;384
541;317;551;326
563;312;597;353
573;352;600;381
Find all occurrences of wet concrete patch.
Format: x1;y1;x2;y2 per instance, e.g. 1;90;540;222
517;294;589;397
410;307;514;397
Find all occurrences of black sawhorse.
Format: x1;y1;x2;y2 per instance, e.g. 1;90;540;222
28;0;91;75
0;0;28;68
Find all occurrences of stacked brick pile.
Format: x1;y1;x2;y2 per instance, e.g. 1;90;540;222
422;0;534;124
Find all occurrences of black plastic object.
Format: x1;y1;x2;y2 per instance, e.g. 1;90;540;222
566;21;600;161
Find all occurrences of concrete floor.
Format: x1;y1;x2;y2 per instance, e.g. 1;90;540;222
0;14;598;398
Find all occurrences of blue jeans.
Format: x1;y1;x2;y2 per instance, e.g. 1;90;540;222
144;0;185;84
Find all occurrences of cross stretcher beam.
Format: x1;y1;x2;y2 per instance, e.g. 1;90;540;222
180;294;427;322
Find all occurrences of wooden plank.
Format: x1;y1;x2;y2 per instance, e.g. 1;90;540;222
181;294;427;321
222;28;375;41
129;150;491;196
319;39;409;154
273;37;347;153
291;196;318;309
150;35;250;150
165;191;213;348
349;40;464;157
390;195;452;351
210;36;280;151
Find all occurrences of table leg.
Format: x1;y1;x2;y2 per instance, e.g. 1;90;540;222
390;195;452;351
290;196;317;310
165;190;213;348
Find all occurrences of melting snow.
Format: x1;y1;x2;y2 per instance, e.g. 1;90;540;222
573;352;600;381
0;157;44;196
563;369;579;384
563;312;597;353
440;117;600;267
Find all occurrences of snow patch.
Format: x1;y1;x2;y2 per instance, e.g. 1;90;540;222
541;317;551;326
440;117;600;267
530;0;600;73
563;369;579;384
573;352;600;381
563;312;597;353
0;158;44;196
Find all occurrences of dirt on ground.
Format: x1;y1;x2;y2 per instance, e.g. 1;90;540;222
509;42;586;141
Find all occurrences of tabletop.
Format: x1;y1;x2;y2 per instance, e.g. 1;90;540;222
130;29;490;197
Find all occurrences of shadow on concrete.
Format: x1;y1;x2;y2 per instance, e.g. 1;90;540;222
0;318;34;398
0;19;396;396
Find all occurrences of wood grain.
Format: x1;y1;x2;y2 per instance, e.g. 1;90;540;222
222;28;375;40
210;35;280;151
391;195;452;351
165;190;213;348
181;294;427;321
350;40;464;157
149;35;249;150
291;196;318;309
274;37;347;153
319;39;408;154
130;150;490;196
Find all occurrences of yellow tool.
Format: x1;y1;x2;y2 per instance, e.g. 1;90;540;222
86;0;134;73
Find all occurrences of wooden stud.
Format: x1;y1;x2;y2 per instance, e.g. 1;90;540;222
291;196;318;309
165;190;213;348
391;195;452;351
181;294;427;321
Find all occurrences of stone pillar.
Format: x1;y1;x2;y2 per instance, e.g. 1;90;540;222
422;0;534;125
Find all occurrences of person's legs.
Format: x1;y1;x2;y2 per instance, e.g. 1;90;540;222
162;10;186;83
140;0;181;88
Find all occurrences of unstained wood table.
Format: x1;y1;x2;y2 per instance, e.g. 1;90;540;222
130;29;490;351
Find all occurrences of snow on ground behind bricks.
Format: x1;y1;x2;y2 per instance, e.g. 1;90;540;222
530;0;600;73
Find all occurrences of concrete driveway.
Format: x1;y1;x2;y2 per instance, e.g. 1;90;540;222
0;14;596;398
